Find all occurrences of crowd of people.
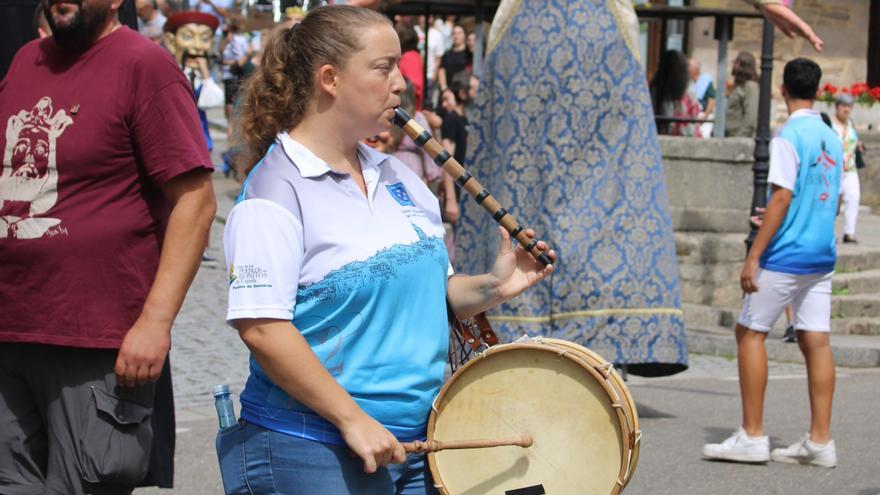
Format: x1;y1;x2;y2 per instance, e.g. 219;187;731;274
131;4;484;257
0;0;864;493
650;49;759;139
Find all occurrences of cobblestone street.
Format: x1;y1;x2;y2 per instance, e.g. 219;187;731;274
169;170;246;409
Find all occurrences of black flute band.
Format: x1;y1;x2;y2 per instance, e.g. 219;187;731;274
433;150;451;166
455;171;473;188
474;189;490;204
524;239;538;251
509;225;523;237
415;131;431;146
492;208;508;222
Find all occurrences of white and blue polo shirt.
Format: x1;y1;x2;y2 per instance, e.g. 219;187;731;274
761;109;844;274
224;133;451;445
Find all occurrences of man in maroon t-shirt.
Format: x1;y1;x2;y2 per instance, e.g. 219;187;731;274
0;0;216;492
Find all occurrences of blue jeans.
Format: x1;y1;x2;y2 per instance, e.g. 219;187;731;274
216;420;436;495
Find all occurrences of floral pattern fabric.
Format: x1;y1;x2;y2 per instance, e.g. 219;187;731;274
456;0;688;377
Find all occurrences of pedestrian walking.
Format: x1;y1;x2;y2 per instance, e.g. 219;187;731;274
216;6;553;494
0;0;216;492
831;93;863;243
703;58;841;468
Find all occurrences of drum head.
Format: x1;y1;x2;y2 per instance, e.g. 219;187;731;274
428;344;628;495
542;338;640;488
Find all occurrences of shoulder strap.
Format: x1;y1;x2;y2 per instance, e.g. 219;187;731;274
447;302;501;370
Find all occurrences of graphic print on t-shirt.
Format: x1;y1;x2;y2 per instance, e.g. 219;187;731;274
0;97;73;239
813;140;837;203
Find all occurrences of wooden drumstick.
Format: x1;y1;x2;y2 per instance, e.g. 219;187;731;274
401;434;533;454
391;108;553;267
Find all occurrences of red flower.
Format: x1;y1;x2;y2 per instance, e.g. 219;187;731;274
871;87;880;100
822;83;837;95
851;82;869;97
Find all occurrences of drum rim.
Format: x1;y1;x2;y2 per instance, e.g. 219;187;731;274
426;341;634;495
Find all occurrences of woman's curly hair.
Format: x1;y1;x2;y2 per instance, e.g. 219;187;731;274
236;5;391;172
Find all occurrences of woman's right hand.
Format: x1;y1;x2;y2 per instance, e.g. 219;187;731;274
339;412;406;473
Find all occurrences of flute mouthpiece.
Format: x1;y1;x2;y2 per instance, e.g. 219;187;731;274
391;107;411;128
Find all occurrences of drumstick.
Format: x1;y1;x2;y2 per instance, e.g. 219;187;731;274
401;434;533;454
390;108;553;267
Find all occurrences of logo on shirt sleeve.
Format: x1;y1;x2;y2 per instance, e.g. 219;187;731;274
386;182;415;207
229;263;272;289
228;263;238;285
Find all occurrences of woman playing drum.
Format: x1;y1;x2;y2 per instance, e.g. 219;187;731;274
216;6;554;494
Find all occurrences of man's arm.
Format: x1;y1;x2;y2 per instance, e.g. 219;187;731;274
741;184;791;293
432;53;443;84
741;136;797;293
752;0;823;52
704;82;717;114
704;97;716;115
115;169;216;387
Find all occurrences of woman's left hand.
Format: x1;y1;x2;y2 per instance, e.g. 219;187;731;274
490;227;555;301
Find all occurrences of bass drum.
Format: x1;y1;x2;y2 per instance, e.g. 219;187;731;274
427;340;640;495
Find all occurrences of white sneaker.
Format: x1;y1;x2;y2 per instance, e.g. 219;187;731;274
770;434;837;468
702;427;770;463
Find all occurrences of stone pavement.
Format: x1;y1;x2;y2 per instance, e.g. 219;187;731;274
167;173;246;409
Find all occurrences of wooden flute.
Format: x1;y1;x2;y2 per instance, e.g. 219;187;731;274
390;108;553;267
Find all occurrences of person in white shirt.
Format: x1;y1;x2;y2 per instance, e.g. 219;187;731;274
830;93;863;243
135;0;167;42
426;18;445;90
217;6;554;494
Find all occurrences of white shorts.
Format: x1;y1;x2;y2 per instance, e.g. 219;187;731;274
737;268;833;333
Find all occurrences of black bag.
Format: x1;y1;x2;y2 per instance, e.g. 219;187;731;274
856;146;866;169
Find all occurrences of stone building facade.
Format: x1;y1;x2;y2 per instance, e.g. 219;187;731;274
689;0;871;110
